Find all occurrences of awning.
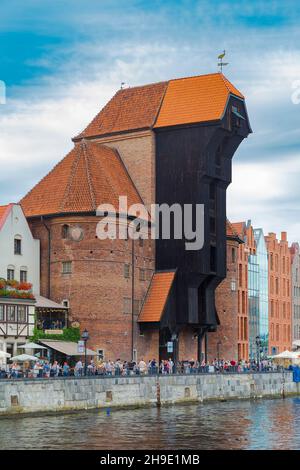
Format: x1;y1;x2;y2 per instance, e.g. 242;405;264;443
35;295;68;309
39;340;97;356
138;271;176;323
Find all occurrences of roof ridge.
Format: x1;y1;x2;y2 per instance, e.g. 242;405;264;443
59;144;82;212
20;148;74;205
88;142;121;210
219;73;244;98
81;140;97;211
0;203;13;231
169;71;221;83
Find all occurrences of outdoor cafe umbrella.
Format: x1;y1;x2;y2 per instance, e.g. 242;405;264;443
19;342;47;350
10;354;39;362
272;350;299;359
0;351;11;359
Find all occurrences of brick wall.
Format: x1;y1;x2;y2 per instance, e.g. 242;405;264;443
29;215;155;361
265;231;292;354
207;238;240;361
91;131;155;210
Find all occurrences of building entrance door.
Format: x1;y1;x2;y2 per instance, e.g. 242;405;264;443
6;343;13;358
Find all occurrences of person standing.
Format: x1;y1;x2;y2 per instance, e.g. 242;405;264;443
138;358;147;375
74;360;83;377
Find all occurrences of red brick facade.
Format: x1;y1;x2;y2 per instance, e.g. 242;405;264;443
265;232;292;354
207;237;240;361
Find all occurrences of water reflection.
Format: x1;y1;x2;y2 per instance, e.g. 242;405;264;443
0;398;300;450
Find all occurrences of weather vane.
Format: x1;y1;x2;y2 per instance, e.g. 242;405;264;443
218;50;228;73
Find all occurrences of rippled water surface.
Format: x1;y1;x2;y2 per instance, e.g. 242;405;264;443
1;398;300;450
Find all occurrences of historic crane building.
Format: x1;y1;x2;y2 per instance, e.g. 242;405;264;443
20;72;251;362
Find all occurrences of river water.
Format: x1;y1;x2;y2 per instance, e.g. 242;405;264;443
0;398;299;450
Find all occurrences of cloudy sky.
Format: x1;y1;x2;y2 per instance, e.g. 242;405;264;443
0;0;300;241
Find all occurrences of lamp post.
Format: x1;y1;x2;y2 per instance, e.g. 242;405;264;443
217;341;221;364
81;328;89;376
255;335;261;371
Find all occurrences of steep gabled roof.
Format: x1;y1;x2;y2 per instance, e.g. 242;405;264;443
74;73;245;140
231;221;246;239
154;73;244;129
20;141;143;218
76;81;168;140
0;204;13;230
226;219;244;243
138;271;176;323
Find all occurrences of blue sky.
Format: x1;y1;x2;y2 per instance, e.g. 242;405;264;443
0;0;300;241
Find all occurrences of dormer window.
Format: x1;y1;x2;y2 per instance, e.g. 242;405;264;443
14;236;22;255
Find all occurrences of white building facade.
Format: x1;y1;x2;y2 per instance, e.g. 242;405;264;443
0;203;40;358
0;204;40;293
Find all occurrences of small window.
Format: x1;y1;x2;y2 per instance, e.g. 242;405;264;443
7;269;14;281
215;145;222;167
210;245;216;272
20;270;27;282
231;280;236;291
231;248;236;264
209;216;216;235
124;264;130;278
62;261;72;274
7;305;16;322
62;225;69;239
123;297;131;314
97;349;104;361
17;306;27;323
14;238;22;255
139;268;146;281
62;299;69;308
0;305;4;321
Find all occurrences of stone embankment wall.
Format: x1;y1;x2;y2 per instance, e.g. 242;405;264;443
0;372;299;416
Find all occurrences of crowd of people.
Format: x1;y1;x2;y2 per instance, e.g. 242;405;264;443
0;357;283;379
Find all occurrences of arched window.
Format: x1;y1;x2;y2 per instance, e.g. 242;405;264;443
20;266;28;283
7;265;15;280
62;225;69;239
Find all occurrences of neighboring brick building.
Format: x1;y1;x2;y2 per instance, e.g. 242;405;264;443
20;73;251;362
232;221;253;361
265;232;292;354
290;242;300;345
207;221;243;361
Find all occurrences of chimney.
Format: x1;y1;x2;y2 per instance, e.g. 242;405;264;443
281;231;287;242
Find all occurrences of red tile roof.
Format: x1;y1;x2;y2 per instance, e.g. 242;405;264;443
138;271;176;323
155;73;244;128
76;82;168;139
231;222;246;239
75;73;244;140
0;204;12;230
226;220;239;238
20;141;143;218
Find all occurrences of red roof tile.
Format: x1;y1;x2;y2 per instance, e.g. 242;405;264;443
20;141;143;218
0;204;12;230
75;73;245;139
138;271;176;323
75;82;168;140
231;222;246;239
155;73;244;128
